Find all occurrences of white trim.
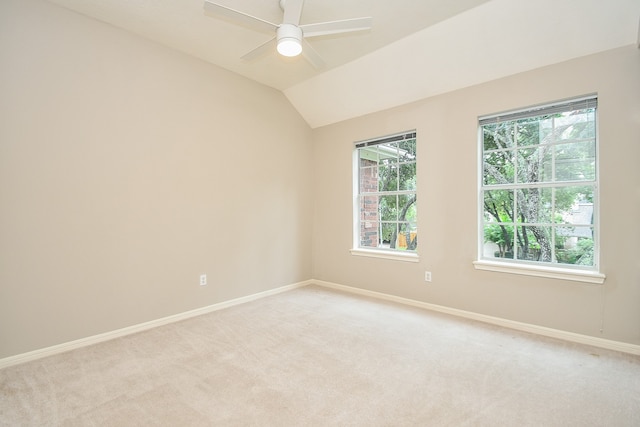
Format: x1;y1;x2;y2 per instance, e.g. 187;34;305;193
350;248;419;262
4;277;635;370
0;280;312;370
473;260;605;284
312;279;639;355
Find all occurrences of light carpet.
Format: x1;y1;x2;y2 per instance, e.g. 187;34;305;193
1;285;639;426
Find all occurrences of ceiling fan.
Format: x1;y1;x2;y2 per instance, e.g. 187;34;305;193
203;0;373;68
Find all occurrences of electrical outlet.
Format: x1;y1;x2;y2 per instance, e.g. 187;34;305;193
199;274;207;286
424;271;432;282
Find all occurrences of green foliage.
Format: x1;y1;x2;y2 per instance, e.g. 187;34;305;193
556;238;594;265
482;108;596;264
484;223;512;256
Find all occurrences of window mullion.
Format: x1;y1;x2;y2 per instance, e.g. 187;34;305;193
551;187;556;262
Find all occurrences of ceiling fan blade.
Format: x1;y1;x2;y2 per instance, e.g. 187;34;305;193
282;0;305;25
203;1;278;33
241;37;276;61
301;17;373;38
301;39;325;69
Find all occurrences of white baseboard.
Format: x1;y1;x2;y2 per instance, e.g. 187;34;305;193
3;277;637;370
0;280;312;370
312;279;640;356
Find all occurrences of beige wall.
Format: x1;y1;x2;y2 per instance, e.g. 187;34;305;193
312;45;640;345
0;0;313;358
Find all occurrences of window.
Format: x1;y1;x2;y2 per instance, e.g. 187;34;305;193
353;131;417;259
477;96;603;281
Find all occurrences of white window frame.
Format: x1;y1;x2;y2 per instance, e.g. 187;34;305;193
351;131;419;263
474;96;605;284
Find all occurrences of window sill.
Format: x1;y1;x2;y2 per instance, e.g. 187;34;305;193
473;260;605;284
350;248;419;263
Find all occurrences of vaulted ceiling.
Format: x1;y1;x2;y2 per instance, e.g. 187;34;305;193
47;0;639;128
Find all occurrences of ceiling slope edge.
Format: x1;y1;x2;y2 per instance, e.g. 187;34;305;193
285;0;640;129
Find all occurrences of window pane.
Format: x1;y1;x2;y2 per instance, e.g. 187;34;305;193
571;110;596;138
359;146;378;164
359;165;378;193
516;188;553;223
360;221;379;248
483;151;514;185
555;109;596;139
398;139;416;161
381;222;396;247
516;146;552;184
398;194;417;223
378;164;398;192
484;190;514;223
399;163;416;190
538;116;556;144
514;120;540;146
483;224;514;259
556;225;576;241
398;222;417;250
516;225;546;261
555;230;594;267
554;141;595;182
555;186;594;224
378;143;398;166
517;225;552;262
360;195;378;221
483;123;512;151
380;195;397;221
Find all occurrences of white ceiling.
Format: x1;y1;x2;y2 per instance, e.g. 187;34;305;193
47;0;639;128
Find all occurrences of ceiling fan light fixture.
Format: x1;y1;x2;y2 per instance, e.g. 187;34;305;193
277;38;302;57
276;24;303;57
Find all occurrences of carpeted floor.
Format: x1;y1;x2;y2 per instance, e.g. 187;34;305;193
1;284;639;426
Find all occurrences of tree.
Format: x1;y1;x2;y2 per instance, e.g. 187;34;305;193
482;111;595;263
